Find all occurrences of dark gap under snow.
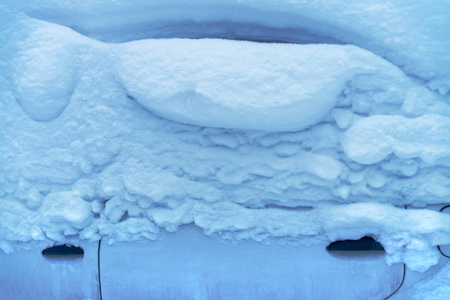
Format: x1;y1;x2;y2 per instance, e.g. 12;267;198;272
42;244;84;261
70;21;346;45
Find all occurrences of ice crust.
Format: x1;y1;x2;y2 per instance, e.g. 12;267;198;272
1;0;450;292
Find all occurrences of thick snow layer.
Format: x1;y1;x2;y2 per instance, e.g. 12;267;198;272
5;0;450;94
1;0;450;284
115;39;404;131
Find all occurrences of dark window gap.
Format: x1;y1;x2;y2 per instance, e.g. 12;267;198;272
327;236;385;258
42;244;84;261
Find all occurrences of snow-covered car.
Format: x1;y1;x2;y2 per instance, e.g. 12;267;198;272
1;0;450;299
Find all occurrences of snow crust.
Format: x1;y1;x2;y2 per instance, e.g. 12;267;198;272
1;0;450;291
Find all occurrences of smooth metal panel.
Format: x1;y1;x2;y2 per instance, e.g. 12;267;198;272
101;226;403;300
0;241;99;300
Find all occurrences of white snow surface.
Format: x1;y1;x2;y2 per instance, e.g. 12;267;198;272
115;40;404;131
5;0;450;94
1;1;450;292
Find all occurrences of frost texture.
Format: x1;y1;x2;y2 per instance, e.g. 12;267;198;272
0;0;450;286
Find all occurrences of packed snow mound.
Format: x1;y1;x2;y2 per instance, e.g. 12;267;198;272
11;23;81;121
116;39;404;131
8;17;408;130
1;0;450;276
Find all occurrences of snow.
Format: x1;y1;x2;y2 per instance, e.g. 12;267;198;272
40;192;92;240
115;39;405;131
11;24;80;121
6;0;450;93
1;0;450;298
342;114;450;165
